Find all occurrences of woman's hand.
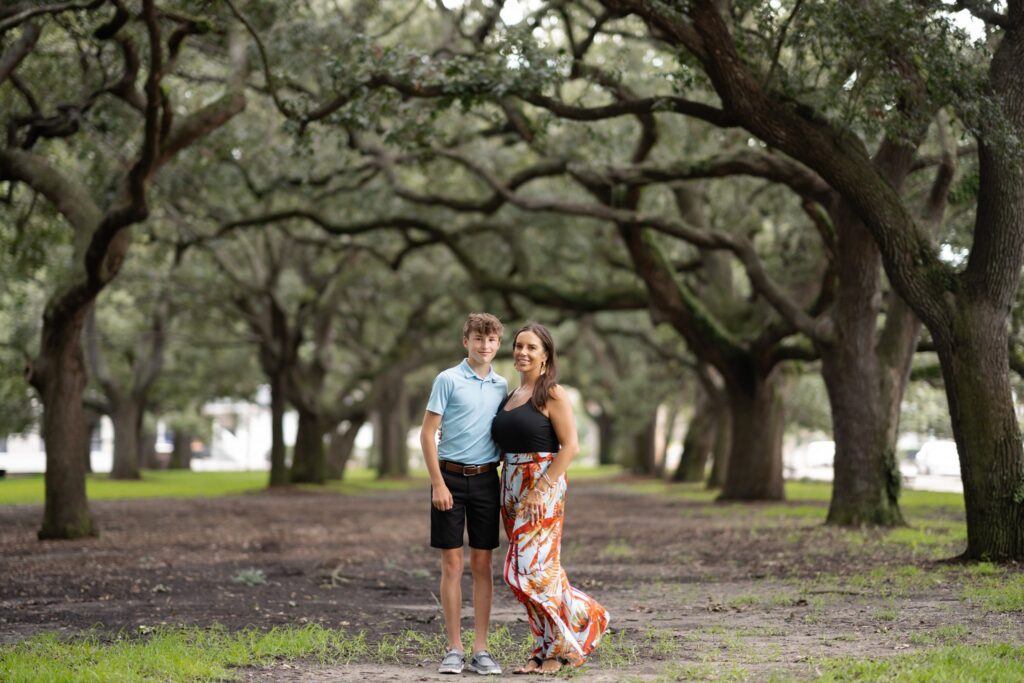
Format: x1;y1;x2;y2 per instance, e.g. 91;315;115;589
522;485;547;522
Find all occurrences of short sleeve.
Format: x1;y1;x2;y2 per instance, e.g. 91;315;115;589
425;372;453;415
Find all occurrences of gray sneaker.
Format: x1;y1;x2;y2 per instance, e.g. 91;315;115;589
467;650;502;675
438;649;465;674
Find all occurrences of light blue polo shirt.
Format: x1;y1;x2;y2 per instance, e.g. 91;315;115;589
426;359;508;465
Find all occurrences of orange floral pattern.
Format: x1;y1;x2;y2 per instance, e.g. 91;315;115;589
501;452;609;666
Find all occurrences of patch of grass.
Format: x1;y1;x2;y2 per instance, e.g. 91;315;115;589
600;539;635;560
814;643;1024;682
783;481;833;502
873;606;899;621
231;568;267;586
0;624;539;682
962;573;1024;612
909;624;971;646
0;468;442;505
0;471;268;505
656;661;750;682
967;561;999;576
622;480;721;503
881;523;967;558
588;629;640;668
759;504;827;519
0;624;371;682
566;464;623;481
642;627;679;658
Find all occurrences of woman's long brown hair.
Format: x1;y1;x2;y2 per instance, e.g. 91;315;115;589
513;323;559;411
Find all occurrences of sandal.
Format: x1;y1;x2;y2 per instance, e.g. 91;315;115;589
538;658;565;674
513;656;543;674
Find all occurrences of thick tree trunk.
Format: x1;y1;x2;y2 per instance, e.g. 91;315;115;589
290;410;325;484
707;405;731;489
109;401;142;480
939;306;1024;560
139;428;159;470
595;412;618;466
268;373;288;487
821;138;922;527
630;414;658;476
326;416;364;480
169;431;192;470
35;313;97;540
820;203;900;526
719;370;785;500
822;349;905;526
377;374;409;479
935;26;1024;560
674;381;716;482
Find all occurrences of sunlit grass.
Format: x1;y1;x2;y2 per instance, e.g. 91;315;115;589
962;573;1024;613
0;468;427;505
0;623;662;681
0;624;371;683
616;479;966;523
0;470;268;505
814;644;1024;682
0;464;624;506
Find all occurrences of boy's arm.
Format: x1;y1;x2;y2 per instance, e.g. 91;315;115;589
420;410;453;511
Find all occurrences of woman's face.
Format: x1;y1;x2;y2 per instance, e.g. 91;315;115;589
513;330;548;374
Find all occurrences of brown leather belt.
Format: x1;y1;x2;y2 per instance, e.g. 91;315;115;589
440;461;498;476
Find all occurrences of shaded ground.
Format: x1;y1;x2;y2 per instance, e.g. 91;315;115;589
1;478;1021;680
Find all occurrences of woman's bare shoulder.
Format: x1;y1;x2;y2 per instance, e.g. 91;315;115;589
547;384;569;402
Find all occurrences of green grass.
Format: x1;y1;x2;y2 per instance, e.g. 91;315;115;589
0;464;621;506
0;470;267;505
0;623;659;681
909;625;971;646
600;539;636;559
961;572;1024;612
0;624;371;682
814;643;1024;682
0;468;434;505
617;479;966;519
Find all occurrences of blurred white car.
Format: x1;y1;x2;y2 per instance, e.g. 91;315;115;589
914;440;961;477
784;440;835;481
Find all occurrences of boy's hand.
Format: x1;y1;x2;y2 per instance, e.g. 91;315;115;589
432;483;454;511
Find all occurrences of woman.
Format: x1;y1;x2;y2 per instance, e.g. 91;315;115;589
491;323;609;674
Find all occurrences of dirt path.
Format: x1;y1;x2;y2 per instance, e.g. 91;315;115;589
1;479;1020;680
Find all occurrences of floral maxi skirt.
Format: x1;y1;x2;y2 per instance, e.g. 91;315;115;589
501;452;609;666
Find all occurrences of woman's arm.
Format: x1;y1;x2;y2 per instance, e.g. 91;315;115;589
543;384;579;484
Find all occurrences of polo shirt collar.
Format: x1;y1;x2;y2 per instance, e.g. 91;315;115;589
460;358;498;383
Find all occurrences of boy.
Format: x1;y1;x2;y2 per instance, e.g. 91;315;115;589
420;313;507;675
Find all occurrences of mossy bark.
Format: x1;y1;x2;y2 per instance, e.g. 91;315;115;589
719;369;785;501
169;431;192;470
940;306;1024;560
109;401;143;480
268;372;289;487
36;309;97;540
630;414;658;476
290;410;325;484
376;372;409;479
325;416;363;481
595;412;619;466
673;381;717;483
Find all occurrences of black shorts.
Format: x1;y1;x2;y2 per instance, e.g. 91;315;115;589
430;466;501;550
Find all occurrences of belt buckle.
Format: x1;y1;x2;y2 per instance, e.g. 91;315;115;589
463;464;479;476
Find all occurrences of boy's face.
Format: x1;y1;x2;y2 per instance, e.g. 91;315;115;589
464;331;501;365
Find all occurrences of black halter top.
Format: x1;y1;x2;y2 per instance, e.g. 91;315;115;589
491;393;561;454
